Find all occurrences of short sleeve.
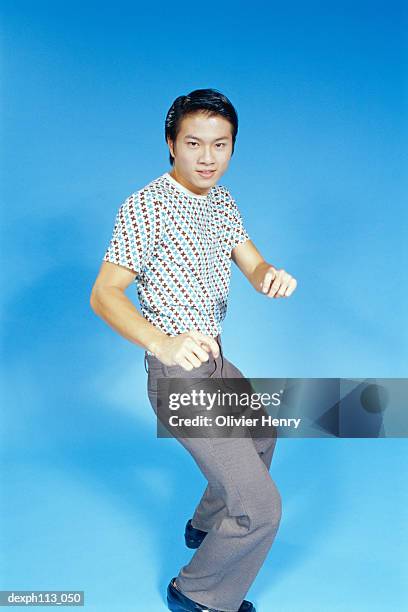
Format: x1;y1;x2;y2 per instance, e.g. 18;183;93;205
102;191;163;277
223;189;250;254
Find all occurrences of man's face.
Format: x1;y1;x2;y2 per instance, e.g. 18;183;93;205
167;111;234;196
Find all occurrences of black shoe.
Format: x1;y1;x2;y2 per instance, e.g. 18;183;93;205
167;577;256;611
238;602;256;611
184;519;208;549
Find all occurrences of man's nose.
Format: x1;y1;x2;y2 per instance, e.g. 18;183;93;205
198;147;215;164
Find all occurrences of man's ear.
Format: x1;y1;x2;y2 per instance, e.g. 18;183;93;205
167;138;175;159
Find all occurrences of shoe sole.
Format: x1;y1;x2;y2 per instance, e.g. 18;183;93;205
166;596;188;611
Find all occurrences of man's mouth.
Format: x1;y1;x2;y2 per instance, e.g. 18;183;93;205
197;170;215;178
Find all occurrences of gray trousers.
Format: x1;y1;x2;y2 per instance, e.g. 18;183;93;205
145;335;282;612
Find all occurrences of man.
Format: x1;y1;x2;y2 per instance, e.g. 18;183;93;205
90;89;297;612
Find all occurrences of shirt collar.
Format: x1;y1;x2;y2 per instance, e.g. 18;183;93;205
163;172;212;200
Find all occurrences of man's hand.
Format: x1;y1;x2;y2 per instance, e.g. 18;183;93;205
260;265;297;298
154;329;220;371
231;242;297;298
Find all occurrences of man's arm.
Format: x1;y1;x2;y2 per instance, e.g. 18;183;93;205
90;261;167;355
90;261;220;368
231;239;297;298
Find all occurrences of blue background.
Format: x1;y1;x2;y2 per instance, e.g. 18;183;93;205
1;1;407;610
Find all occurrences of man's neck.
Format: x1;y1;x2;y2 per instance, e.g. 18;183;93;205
169;169;210;197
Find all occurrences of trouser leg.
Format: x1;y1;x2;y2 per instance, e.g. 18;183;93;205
177;354;281;611
191;354;278;533
174;434;282;611
191;433;277;532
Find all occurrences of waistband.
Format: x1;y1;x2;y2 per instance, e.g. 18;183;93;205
145;334;222;358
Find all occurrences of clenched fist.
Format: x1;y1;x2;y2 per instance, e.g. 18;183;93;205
154;329;220;371
260;265;297;298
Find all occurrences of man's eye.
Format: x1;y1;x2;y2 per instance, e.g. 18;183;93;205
188;142;199;147
216;143;226;148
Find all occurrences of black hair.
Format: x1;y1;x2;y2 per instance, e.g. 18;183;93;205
164;88;238;166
